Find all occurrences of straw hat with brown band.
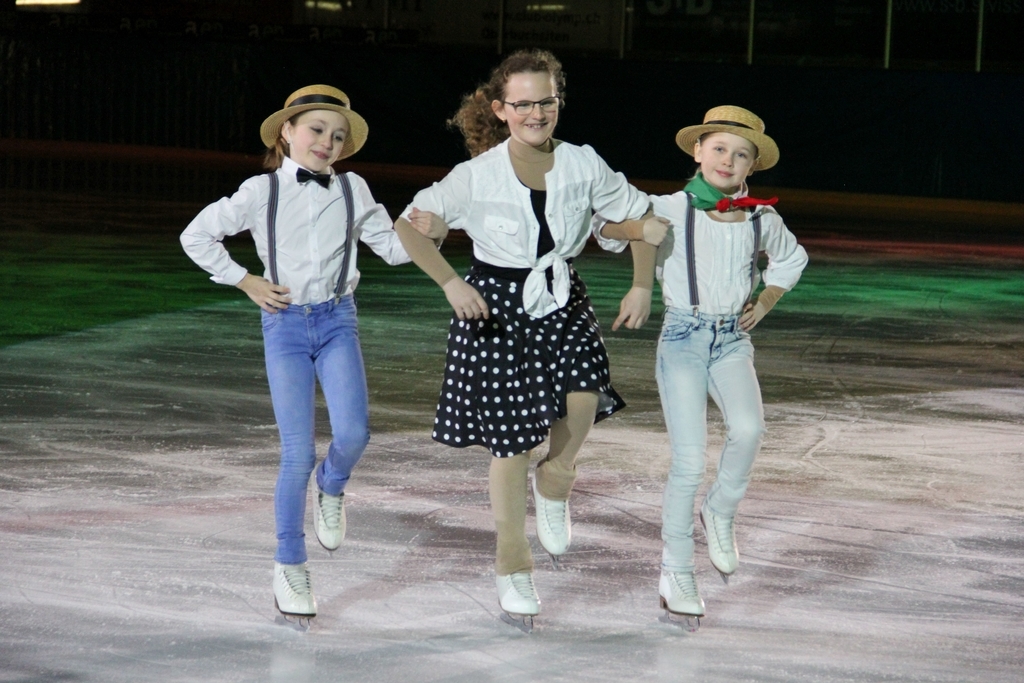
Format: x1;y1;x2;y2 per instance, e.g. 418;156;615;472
675;105;779;171
259;85;369;160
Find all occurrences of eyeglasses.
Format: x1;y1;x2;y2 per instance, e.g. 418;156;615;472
502;96;560;116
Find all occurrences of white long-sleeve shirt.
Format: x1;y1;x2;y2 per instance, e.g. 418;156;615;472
180;156;408;305
400;139;649;318
651;192;808;315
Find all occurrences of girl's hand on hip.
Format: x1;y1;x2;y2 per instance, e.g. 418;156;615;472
739;285;784;331
642;217;670;246
443;278;489;320
739;301;766;331
236;273;292;313
612;286;652;330
408;208;449;242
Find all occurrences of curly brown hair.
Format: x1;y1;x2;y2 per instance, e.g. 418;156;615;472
447;49;566;158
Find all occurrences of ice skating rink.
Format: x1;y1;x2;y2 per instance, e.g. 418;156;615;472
1;191;1023;682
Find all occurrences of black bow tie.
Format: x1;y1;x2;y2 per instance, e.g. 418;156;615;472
296;168;331;189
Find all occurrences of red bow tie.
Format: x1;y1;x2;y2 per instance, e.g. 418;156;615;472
715;196;779;212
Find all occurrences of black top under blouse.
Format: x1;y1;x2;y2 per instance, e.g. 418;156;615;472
530;189;555;259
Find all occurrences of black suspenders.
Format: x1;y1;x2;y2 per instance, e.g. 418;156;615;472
266;172;281;286
265;171;356;302
334;172;356;301
684;196;699;310
684;193;763;311
749;212;763;298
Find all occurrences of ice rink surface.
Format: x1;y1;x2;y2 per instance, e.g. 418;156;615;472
1;194;1023;682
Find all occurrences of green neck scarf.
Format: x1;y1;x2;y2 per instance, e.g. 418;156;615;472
683;172;731;211
683;172;778;213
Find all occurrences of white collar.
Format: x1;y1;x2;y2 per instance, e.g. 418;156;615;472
280;156;334;177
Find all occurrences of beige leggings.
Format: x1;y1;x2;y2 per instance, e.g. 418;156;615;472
490;391;599;575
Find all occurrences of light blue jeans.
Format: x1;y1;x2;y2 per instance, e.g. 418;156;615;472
261;296;370;565
656;307;766;573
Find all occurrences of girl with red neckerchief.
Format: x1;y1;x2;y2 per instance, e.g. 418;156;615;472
602;105;808;628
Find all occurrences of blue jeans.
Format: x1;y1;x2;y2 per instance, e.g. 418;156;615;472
261;296;370;565
656;307;766;573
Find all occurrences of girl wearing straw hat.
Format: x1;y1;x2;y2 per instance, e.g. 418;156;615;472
602;105;808;629
393;50;652;632
180;85;445;628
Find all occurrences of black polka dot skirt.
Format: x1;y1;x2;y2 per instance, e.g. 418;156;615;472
432;263;626;458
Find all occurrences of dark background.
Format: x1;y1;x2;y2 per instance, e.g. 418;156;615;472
2;0;1022;202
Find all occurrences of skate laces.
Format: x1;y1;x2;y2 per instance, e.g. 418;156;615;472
509;572;538;600
319;492;343;528
539;492;567;533
281;564;312;596
707;507;734;547
667;572;698;598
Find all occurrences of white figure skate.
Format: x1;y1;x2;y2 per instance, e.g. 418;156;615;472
658;571;705;632
496;572;540;633
700;499;739;582
314;490;346;551
273;562;316;631
532;474;571;566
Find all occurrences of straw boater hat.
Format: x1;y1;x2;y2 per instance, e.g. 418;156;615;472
675;105;779;171
259;85;369;160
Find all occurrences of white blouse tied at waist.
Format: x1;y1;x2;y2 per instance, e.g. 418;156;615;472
180;156;408;306
400;139;650;319
650;192;808;315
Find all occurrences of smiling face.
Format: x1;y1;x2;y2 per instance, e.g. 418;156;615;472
281;109;350;173
490;71;559;149
694;131;758;195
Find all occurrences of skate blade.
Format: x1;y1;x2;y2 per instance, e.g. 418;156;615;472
500;612;535;634
275;614;314;632
659;602;700;634
274;598;315;632
659;597;703;632
659;612;701;632
717;570;731;585
549;553;562;570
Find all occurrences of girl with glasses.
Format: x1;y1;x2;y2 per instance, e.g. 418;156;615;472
394;49;655;631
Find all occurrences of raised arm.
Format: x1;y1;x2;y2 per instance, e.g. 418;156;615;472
599;209;669;246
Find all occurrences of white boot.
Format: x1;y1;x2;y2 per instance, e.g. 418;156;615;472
659;571;705;617
273;562;316;617
532;474;571;556
496;572;541;617
314;490;346;551
700;499;739;577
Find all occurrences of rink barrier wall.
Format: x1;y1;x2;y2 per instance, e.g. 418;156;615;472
2;138;1022;240
1;32;1023;203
